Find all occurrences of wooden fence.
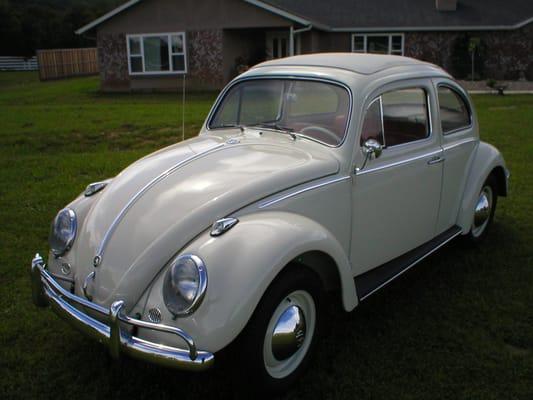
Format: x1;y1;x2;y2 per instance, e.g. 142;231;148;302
0;56;38;71
37;48;99;80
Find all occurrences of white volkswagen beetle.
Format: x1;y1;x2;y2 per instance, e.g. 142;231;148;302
31;54;508;392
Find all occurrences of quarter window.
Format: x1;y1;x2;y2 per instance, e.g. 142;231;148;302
360;98;384;145
438;86;471;134
127;33;186;75
361;88;429;148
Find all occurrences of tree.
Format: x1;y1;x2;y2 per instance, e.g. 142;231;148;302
0;0;122;56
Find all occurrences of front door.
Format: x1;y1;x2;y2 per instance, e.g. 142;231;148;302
350;81;443;274
266;31;289;59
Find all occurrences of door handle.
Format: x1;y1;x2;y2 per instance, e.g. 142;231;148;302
427;156;445;165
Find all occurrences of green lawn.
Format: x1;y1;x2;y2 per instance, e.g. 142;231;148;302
0;72;532;400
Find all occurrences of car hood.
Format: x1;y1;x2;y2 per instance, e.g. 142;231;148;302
73;131;339;308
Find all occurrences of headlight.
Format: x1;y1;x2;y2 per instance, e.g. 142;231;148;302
49;208;77;257
163;254;207;316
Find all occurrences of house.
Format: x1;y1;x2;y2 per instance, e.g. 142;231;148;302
76;0;533;92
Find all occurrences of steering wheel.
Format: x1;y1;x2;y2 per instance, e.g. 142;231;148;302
300;125;340;144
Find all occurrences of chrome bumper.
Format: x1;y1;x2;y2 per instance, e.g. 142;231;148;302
30;253;214;371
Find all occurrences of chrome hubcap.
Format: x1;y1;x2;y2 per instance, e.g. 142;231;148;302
271;305;307;361
263;290;316;379
472;186;493;237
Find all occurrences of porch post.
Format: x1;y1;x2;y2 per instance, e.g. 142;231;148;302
289;25;294;56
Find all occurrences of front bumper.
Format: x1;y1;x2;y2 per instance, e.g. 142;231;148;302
30;253;214;371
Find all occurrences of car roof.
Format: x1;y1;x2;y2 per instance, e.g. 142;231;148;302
253;53;444;76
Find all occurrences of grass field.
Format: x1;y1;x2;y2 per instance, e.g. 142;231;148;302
0;72;531;400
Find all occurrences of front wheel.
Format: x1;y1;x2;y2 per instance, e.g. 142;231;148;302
237;267;323;394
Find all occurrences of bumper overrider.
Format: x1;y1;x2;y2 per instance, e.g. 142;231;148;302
30;253;214;371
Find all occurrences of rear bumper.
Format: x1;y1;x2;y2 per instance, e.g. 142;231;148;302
30;253;214;371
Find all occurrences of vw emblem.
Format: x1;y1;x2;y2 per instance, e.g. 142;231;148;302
93;255;102;267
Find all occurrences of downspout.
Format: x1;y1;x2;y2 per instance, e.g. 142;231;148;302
289;26;294;56
290;25;312;56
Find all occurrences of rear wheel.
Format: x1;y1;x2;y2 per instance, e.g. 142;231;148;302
464;175;498;244
237;266;323;394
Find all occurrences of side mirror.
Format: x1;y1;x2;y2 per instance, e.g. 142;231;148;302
357;139;383;172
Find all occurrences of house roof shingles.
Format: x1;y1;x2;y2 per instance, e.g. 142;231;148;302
262;0;533;30
76;0;533;35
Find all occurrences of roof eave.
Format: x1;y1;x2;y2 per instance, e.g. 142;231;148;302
242;0;328;29
75;0;142;35
329;16;533;32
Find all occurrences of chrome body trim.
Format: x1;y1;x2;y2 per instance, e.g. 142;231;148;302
95;143;225;262
258;175;351;209
205;75;354;149
442;138;478;151
356;149;442;176
30;254;214;371
210;217;239;237
358;229;462;301
427;156;445;165
84;181;108;197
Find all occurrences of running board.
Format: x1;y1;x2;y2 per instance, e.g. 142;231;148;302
354;226;462;302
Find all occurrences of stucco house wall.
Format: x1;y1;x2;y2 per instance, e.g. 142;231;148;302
404;24;533;80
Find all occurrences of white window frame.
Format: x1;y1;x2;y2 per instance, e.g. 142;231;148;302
126;32;187;76
351;33;404;56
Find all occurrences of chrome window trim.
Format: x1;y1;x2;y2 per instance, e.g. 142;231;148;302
206;75;354;148
95;143;224;262
356;149;442;176
259;175;351;209
436;83;473;135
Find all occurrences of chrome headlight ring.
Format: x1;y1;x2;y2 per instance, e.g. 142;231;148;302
49;208;77;257
163;254;208;317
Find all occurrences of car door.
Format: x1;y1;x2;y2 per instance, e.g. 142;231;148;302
350;80;443;275
433;79;478;234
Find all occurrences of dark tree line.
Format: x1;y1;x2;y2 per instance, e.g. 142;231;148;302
0;0;123;56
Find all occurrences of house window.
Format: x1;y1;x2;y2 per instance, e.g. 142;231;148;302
126;33;187;75
352;34;404;55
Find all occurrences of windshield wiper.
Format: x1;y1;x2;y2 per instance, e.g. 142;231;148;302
212;124;245;132
251;123;298;140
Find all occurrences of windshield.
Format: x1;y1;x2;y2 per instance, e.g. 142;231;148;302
209;79;351;146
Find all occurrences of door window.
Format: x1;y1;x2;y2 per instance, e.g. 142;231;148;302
382;88;429;146
361;88;430;148
437;86;471;134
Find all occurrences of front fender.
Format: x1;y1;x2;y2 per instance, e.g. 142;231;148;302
139;211;357;353
457;141;508;233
